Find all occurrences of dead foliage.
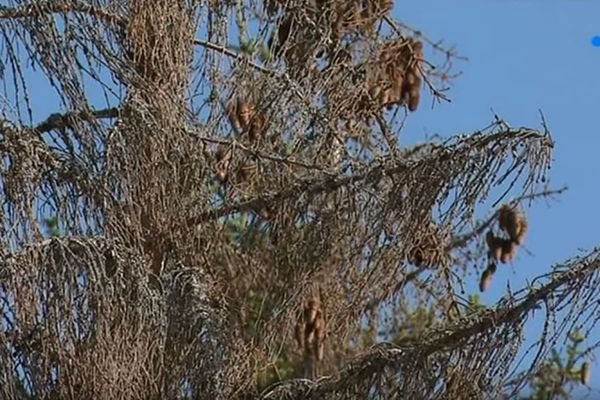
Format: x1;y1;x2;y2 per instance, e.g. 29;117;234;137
0;1;593;400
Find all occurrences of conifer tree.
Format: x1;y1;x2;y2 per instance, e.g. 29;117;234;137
0;1;596;399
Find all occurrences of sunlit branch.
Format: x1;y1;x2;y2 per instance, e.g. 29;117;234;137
0;1;125;27
188;159;407;225
35;107;119;133
260;251;600;399
1;235;106;261
188;128;551;225
195;135;328;172
383;15;467;62
193;39;274;74
447;186;568;251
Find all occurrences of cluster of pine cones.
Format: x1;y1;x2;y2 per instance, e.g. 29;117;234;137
480;205;528;292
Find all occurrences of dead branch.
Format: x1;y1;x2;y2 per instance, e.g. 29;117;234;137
34;107;119;133
0;1;125;26
260;249;600;399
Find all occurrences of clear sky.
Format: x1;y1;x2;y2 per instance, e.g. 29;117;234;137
396;0;600;395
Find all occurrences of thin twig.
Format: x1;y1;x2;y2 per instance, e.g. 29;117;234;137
194;39;275;75
448;186;567;251
0;1;125;27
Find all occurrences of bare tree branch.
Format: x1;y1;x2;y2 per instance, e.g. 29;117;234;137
260;250;600;399
194;39;275;75
0;1;125;26
447;186;568;251
34;107;119;133
189;128;551;224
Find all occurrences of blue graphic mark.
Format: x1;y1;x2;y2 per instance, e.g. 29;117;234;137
592;36;600;47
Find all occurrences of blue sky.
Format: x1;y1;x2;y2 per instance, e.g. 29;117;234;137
396;0;600;395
